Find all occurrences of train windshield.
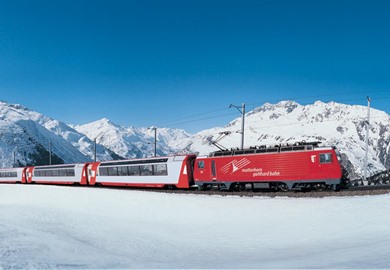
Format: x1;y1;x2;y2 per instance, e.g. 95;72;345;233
334;149;342;162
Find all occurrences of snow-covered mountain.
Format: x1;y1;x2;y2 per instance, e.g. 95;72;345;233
0;101;119;167
72;118;191;158
179;101;390;179
1;99;390;180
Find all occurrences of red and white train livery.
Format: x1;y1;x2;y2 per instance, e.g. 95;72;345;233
87;155;195;188
0;155;196;189
0;142;348;191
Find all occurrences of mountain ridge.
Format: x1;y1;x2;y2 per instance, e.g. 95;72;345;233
1;100;390;180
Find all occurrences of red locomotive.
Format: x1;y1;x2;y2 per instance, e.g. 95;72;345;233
0;142;348;191
194;142;346;191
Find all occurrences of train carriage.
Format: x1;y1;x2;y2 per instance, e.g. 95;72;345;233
0;167;26;183
28;163;88;185
193;142;345;191
87;154;196;189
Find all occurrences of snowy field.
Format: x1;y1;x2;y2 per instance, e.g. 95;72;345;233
1;185;390;269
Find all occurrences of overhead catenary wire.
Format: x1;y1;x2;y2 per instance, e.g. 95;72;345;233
229;114;390;134
154;94;390;130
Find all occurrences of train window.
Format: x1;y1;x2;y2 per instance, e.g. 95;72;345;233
320;153;332;164
118;166;128;176
66;169;75;177
128;166;140;176
0;171;17;178
197;161;204;169
59;169;67;176
140;165;153;176
99;167;108;176
154;164;168;175
46;170;53;177
107;167;118;176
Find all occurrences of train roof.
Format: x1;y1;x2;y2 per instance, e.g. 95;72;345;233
208;141;334;157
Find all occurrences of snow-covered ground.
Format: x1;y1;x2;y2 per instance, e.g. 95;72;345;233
1;185;390;269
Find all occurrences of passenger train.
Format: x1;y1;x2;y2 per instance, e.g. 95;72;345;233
0;142;349;191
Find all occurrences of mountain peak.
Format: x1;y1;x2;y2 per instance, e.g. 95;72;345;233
86;118;122;129
0;100;30;112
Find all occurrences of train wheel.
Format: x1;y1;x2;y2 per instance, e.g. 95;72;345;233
331;184;341;192
277;183;289;192
198;184;210;191
229;183;243;192
314;183;326;191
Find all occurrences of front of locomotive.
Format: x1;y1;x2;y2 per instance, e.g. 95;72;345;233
334;148;351;189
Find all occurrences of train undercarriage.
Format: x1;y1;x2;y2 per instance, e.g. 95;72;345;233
195;180;346;192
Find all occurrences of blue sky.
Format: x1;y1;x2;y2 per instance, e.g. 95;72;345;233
1;0;389;133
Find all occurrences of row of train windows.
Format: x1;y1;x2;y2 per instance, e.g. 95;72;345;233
34;169;75;177
0;171;17;178
99;164;168;177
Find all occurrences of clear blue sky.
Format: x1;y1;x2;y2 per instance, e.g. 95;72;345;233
1;0;389;133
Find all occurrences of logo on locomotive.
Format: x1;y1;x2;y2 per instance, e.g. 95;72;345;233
220;158;251;174
219;157;281;177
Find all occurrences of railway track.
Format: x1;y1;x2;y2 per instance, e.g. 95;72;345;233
96;184;390;198
7;182;390;198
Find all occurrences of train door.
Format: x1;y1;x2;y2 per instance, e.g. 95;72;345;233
25;167;34;183
80;164;89;185
86;163;99;186
186;156;196;186
311;152;334;179
87;164;93;185
21;168;27;183
211;159;217;181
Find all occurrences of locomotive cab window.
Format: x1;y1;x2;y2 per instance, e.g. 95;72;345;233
320;153;332;164
197;161;205;169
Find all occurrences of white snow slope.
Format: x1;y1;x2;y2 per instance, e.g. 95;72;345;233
0;101;118;167
178;101;390;179
1;184;390;269
72;118;191;158
73;101;390;179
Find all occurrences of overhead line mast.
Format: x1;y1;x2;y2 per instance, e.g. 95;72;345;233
229;103;245;150
363;96;371;185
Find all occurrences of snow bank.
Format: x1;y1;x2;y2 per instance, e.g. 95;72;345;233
1;185;390;269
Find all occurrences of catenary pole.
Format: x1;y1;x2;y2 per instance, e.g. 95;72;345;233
154;128;157;157
229;103;245;149
49;140;52;165
94;138;97;162
241;103;245;149
148;127;157;157
363;97;371;185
